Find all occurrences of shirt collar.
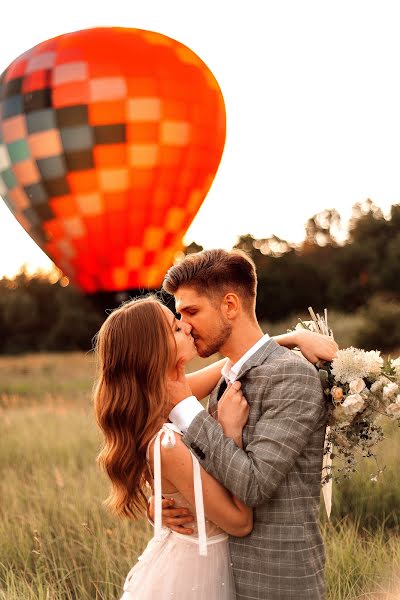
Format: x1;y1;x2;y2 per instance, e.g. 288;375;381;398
221;333;270;383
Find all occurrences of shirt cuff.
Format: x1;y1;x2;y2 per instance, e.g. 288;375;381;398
169;396;204;433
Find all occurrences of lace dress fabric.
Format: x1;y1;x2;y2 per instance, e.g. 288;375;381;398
120;423;236;599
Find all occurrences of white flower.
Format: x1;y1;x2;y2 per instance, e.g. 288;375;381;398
391;357;400;383
349;378;366;394
364;350;384;379
341;393;365;417
383;382;399;401
331;348;366;383
387;402;400;417
331;347;384;384
370;377;387;394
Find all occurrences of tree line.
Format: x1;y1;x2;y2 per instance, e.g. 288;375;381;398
238;200;400;320
2;199;400;354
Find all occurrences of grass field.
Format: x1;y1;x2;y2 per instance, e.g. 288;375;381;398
1;351;399;599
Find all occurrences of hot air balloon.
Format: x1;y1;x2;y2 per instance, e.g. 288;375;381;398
0;27;226;293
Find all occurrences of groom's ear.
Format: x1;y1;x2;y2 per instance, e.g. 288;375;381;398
223;293;240;320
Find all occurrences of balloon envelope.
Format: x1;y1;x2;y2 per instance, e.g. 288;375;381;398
0;27;226;292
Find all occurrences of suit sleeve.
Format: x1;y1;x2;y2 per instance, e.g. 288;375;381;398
182;358;326;507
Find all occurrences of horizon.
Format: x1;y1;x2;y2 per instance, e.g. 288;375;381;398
1;194;395;282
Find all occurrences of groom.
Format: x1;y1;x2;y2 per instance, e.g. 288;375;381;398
163;248;329;600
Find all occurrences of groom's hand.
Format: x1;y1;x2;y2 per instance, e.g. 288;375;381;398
167;358;193;407
148;496;194;535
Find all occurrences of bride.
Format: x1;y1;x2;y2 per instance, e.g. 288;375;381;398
93;295;336;599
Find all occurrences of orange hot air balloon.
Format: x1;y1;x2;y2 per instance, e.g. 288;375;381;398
0;28;225;292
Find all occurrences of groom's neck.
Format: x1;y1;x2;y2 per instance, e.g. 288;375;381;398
221;317;264;364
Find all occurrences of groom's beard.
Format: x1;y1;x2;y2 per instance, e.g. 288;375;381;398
194;318;232;358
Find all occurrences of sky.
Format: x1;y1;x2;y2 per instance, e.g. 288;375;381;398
1;0;400;277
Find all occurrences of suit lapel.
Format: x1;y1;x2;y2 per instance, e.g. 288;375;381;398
208;376;225;418
235;337;281;381
209;339;280;420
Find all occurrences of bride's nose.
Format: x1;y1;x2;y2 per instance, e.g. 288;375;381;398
184;322;192;335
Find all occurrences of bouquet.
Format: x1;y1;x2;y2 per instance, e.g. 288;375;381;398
294;308;400;498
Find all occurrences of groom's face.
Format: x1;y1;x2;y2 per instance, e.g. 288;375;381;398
174;286;232;358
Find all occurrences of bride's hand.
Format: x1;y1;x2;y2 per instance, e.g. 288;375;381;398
167;358;193;408
294;329;338;364
218;381;249;448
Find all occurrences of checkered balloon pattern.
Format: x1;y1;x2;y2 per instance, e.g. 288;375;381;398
0;27;226;292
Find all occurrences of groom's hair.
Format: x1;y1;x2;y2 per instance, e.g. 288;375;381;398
163;248;257;312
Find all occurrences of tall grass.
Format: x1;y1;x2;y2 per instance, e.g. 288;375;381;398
1;403;150;599
1;352;399;599
324;519;400;599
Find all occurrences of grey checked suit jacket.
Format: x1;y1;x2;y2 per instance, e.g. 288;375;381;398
183;338;328;600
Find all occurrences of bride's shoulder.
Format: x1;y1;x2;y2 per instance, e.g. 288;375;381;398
147;423;186;463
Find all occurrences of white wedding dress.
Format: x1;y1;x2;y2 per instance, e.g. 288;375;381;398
120;423;236;599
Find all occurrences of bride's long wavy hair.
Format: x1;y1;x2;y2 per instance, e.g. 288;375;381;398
93;296;175;519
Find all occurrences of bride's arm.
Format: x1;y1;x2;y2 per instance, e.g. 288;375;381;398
150;383;250;535
156;435;253;537
274;329;338;363
186;359;227;400
186;331;337;399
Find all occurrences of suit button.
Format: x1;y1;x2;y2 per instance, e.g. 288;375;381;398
190;442;197;450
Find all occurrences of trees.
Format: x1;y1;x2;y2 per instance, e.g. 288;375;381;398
233;200;400;321
2;199;400;353
0;270;102;354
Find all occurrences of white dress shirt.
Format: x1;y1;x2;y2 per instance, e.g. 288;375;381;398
169;333;270;433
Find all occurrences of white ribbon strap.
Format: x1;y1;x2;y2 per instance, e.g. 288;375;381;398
154;424;207;555
191;452;208;556
161;427;176;449
153;425;177;539
322;426;333;519
153;430;163;540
